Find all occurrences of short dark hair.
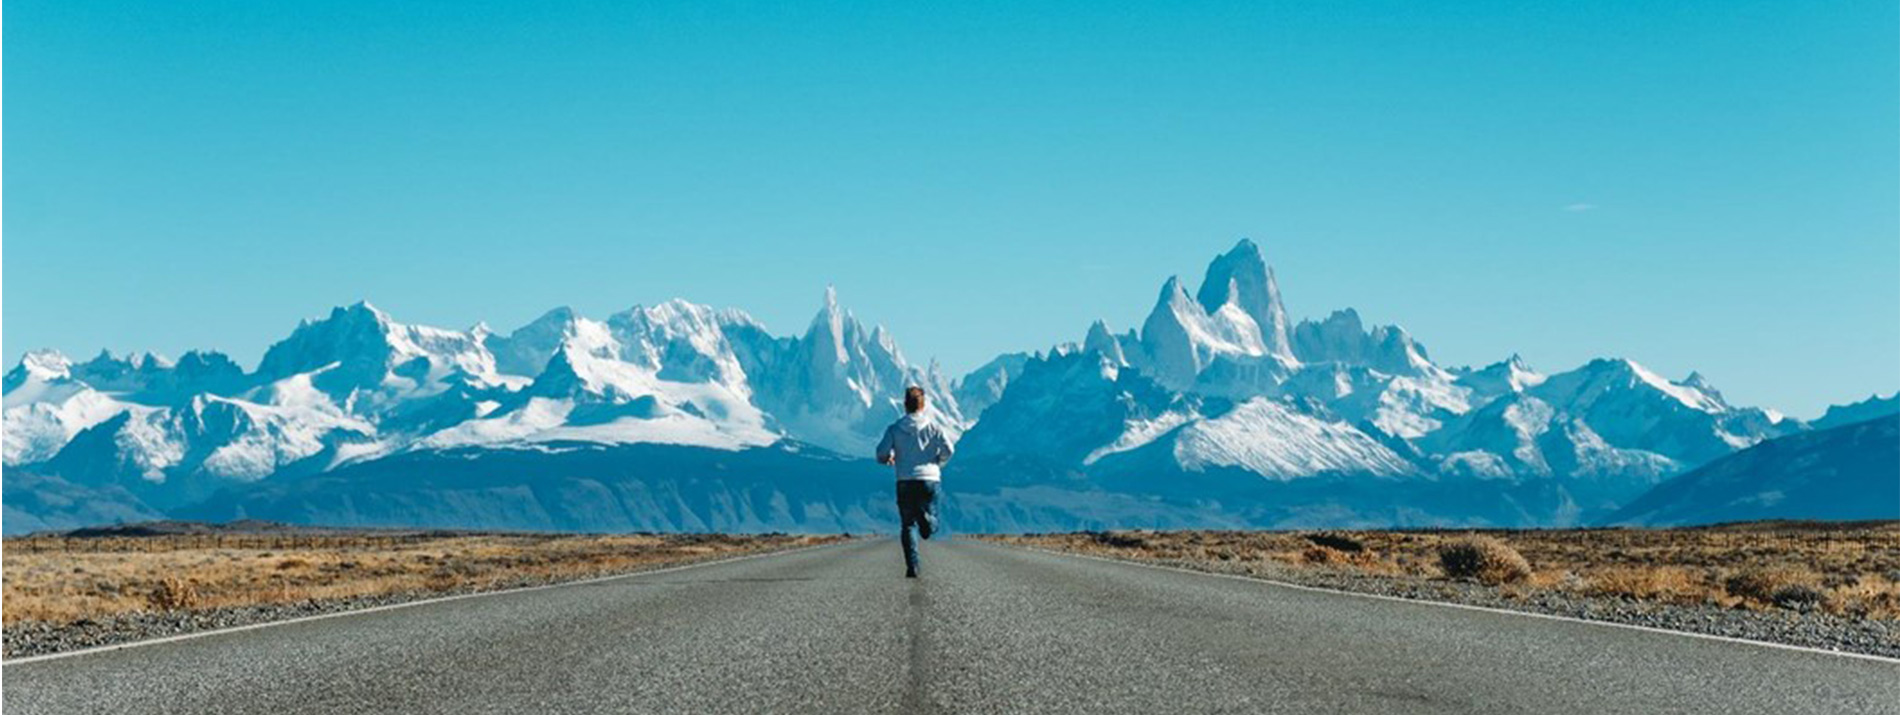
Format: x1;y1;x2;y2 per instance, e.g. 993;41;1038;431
904;386;927;413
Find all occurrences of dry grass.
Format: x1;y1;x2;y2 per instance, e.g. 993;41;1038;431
987;522;1900;619
3;532;842;626
1437;536;1532;585
1585;566;1703;604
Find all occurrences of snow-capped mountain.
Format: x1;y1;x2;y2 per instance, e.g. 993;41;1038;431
724;287;965;455
953;239;1808;526
3;351;130;465
4;290;960;529
423;301;777;453
952;352;1034;420
1453;354;1546;401
3;239;1879;533
1110;397;1419;479
1412;357;1797;513
37;371;378;509
957;349;1188;470
255;302;505;413
1292;308;1439;378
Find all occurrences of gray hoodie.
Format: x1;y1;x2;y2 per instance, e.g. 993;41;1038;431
876;412;954;481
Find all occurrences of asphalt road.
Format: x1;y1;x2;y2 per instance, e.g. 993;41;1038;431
6;538;1898;714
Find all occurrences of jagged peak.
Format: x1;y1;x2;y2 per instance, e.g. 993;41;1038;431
1473;353;1536;377
522;343;588;394
298;300;397;336
256;301;455;383
712;306;764;329
870;324;898;354
1581;356;1640;373
491;307;579;340
1083;320;1127;366
620;299;726;336
1566;356;1663;386
648;297;715;318
1303;307;1364;330
1190;239;1294;361
809;285;851;329
76;349;174;372
1154;275;1195;311
1679;371;1727;403
806;286;860;364
1372;323;1414;345
339;300;391;322
10;348;74;382
1458;352;1546;393
19;348;72;368
1194;240;1268;311
1551;357;1728;414
1143;276;1204;345
174;349;241;370
481;307;587;379
1160;274;1188;295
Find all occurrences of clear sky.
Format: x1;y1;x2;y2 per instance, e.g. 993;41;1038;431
6;1;1896;418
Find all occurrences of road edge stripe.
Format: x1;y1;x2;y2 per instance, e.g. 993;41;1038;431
998;542;1900;665
3;538;858;666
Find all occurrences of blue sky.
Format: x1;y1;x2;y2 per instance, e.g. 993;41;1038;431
6;0;1896;418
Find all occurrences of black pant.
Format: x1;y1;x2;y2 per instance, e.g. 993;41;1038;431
896;480;940;573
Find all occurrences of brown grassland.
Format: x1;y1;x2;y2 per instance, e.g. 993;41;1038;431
3;532;843;627
988;522;1900;619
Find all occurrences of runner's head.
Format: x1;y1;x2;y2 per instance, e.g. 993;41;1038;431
904;386;927;414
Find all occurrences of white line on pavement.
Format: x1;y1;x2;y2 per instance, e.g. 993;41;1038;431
4;539;856;666
1007;543;1900;665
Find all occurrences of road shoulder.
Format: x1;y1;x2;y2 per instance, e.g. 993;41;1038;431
986;539;1900;661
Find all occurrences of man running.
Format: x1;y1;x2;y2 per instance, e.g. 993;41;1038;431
875;386;954;578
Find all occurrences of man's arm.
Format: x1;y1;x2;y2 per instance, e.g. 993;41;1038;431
932;426;955;465
875;426;896;465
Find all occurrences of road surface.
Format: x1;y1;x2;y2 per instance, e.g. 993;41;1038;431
6;539;1897;714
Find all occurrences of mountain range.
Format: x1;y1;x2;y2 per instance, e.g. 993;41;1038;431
1605;415;1899;526
6;240;1894;534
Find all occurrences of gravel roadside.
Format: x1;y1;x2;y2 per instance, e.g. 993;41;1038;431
3;539;841;659
1006;543;1900;659
14;535;1893;661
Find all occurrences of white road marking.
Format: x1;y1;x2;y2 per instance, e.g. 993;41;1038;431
1007;543;1900;665
3;540;853;666
15;538;1892;669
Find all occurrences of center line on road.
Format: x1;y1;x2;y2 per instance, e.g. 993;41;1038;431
903;582;941;715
